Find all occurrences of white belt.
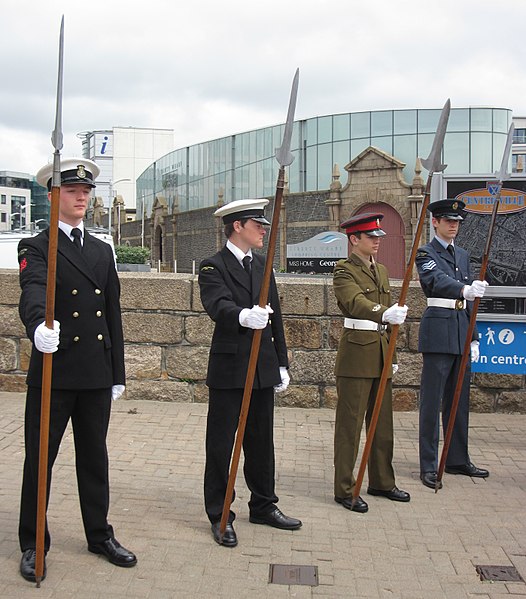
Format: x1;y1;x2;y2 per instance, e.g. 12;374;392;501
344;317;387;332
427;298;466;310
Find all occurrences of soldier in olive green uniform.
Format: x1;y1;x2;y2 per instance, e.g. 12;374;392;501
333;213;410;513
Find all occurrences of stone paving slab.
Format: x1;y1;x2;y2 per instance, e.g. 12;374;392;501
0;391;525;598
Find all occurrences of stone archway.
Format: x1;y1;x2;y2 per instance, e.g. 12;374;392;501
354;202;406;279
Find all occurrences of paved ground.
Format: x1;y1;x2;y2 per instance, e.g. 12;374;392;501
0;391;525;599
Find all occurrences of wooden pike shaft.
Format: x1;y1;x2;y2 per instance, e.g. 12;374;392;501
34;153;61;586
435;192;501;491
219;167;286;536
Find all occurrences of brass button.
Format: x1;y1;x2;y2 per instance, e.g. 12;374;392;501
71;289;78;295
97;334;103;341
96;311;102;317
73;336;80;342
95;289;101;295
72;311;79;318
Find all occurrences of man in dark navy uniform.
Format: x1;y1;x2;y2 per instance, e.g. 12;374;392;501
198;199;301;547
17;159;136;582
416;199;489;489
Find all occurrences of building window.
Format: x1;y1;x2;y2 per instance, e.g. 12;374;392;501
513;128;526;144
0;212;6;222
1;194;6;204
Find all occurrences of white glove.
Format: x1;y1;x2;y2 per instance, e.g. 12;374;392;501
470;341;480;362
274;367;290;393
112;385;125;401
239;305;274;329
382;304;408;325
392;364;399;375
463;280;488;301
34;320;60;353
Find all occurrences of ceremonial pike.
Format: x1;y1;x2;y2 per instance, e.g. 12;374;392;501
35;16;64;587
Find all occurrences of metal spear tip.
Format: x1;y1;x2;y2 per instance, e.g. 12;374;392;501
420;98;451;174
51;16;64;152
275;68;299;168
494;122;515;184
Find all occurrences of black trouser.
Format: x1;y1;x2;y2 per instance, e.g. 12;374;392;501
419;353;470;474
204;387;278;524
19;386;113;551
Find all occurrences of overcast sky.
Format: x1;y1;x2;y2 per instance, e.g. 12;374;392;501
2;0;525;175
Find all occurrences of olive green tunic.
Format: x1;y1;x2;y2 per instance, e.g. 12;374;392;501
333;254;397;498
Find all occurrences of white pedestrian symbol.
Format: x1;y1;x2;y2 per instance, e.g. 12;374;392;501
498;329;514;345
485;327;495;345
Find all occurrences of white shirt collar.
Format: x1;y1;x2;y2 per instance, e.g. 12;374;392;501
226;239;253;266
434;234;453;250
59;220;84;242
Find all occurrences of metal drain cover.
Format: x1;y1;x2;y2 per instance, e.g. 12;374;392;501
269;564;318;586
475;565;524;582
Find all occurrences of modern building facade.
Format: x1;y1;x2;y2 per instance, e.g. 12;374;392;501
79;126;175;217
0;171;48;232
136;106;513;217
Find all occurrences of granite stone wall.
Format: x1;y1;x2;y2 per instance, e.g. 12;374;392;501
0;270;524;413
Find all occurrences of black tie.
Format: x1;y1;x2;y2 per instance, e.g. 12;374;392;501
71;228;82;251
242;255;252;275
447;244;455;260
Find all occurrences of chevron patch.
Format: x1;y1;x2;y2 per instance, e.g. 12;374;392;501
421;260;436;271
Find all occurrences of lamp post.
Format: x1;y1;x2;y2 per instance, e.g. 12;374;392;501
108;177;131;243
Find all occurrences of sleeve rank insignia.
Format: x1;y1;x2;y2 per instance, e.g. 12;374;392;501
200;266;215;271
372;304;381;312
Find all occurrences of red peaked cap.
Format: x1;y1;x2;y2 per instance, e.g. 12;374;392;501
340;212;386;237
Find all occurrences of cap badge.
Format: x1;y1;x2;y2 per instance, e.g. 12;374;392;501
77;165;87;179
452;202;458;210
376;218;380;227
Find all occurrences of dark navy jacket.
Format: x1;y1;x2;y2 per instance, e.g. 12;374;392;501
198;246;288;390
18;228;125;389
416;237;478;355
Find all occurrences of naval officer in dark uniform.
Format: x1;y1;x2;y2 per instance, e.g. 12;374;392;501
333;213;410;513
17;159;136;582
416;199;489;489
198;199;301;547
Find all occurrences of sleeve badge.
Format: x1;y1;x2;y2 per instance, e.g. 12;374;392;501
19;258;28;273
372;304;381;312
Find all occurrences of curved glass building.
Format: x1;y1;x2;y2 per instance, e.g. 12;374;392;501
137;107;512;216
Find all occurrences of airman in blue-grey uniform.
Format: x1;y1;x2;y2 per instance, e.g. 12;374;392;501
416;199;489;489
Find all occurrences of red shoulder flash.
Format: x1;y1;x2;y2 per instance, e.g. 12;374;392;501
20;258;28;273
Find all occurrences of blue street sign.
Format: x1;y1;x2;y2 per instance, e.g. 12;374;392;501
472;321;526;374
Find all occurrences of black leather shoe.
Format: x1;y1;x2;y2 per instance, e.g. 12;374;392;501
445;462;489;478
88;537;137;567
20;549;46;583
421;471;442;490
334;495;369;513
367;486;411;502
249;507;302;530
211;522;238;547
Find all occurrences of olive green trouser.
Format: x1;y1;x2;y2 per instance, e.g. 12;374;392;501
334;376;395;498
